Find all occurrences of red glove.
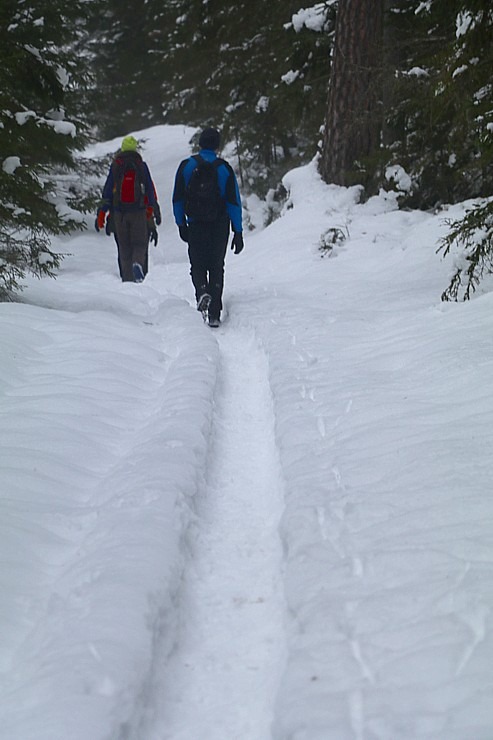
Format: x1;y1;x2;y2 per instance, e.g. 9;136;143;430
95;209;106;232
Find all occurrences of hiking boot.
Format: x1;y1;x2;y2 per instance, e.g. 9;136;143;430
208;316;221;328
133;262;145;283
196;293;211;313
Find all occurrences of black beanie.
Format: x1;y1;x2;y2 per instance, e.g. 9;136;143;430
199;127;221;151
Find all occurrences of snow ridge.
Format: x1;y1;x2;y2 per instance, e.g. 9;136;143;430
138;329;287;740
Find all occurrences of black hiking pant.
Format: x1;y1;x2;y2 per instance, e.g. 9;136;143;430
188;219;230;319
113;210;148;282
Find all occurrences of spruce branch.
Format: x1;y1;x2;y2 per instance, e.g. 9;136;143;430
438;200;493;301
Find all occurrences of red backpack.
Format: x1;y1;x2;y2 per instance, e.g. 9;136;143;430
111;152;146;210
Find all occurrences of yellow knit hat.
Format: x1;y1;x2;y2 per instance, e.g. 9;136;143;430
121;135;138;152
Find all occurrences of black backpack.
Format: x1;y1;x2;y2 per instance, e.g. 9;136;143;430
184;155;226;222
111;152;146;211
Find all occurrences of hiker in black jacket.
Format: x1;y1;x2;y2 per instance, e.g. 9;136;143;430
172;128;243;327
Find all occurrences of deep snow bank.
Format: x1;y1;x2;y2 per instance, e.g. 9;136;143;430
225;162;493;739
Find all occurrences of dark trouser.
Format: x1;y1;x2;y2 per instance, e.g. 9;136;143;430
188;219;230;319
113;210;148;282
115;237;149;279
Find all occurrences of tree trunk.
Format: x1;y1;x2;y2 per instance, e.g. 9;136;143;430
319;0;384;186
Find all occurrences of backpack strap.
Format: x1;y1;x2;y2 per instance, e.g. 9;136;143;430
192;154;225;169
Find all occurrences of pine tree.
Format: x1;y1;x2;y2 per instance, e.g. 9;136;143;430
148;0;334;194
0;0;96;298
87;0;161;138
438;200;493;301
383;0;493;207
216;1;336;194
319;0;385;188
386;0;493;300
90;0;336;197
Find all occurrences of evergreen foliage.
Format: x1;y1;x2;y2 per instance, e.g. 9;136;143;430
385;0;493;300
86;0;156;136
363;0;493;300
435;1;493;301
383;0;493;208
91;0;335;197
0;0;96;299
438;200;493;301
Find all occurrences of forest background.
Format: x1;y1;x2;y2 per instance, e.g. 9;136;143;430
1;0;492;300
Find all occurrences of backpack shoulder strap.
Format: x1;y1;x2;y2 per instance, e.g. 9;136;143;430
192;154;224;169
112;155;124;172
111;157;124;206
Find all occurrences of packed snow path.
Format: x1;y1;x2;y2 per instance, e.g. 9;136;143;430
140;328;287;740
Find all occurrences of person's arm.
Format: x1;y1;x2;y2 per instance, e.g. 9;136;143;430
100;165;114;211
143;163;157;208
151;181;161;224
224;164;242;233
172;159;189;226
95;166;113;231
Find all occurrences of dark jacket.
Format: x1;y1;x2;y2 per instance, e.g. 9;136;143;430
172;148;242;232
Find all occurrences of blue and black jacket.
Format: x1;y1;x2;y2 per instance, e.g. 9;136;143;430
172;149;243;232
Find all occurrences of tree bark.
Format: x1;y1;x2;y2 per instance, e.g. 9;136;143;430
319;0;384;186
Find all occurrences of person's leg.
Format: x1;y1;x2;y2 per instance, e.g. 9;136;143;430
107;213;123;279
207;220;230;320
143;239;149;276
114;213;133;282
128;211;148;276
113;235;123;279
188;222;212;303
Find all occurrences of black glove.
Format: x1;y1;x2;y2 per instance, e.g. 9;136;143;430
178;224;189;243
154;203;162;226
149;228;158;246
231;231;244;254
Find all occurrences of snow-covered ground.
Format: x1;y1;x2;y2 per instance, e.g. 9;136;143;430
1;124;493;740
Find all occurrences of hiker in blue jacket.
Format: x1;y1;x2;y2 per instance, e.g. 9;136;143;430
96;135;160;283
172;127;243;327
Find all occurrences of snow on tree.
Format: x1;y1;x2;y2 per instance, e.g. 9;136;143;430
0;0;95;298
383;0;493;209
90;0;336;197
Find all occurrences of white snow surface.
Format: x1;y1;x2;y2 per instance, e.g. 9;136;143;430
1;124;493;740
292;5;328;34
2;156;21;175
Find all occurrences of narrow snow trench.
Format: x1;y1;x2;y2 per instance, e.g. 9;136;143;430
153;328;287;740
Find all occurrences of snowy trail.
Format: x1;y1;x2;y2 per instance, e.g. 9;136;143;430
142;327;287;740
4;124;493;739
